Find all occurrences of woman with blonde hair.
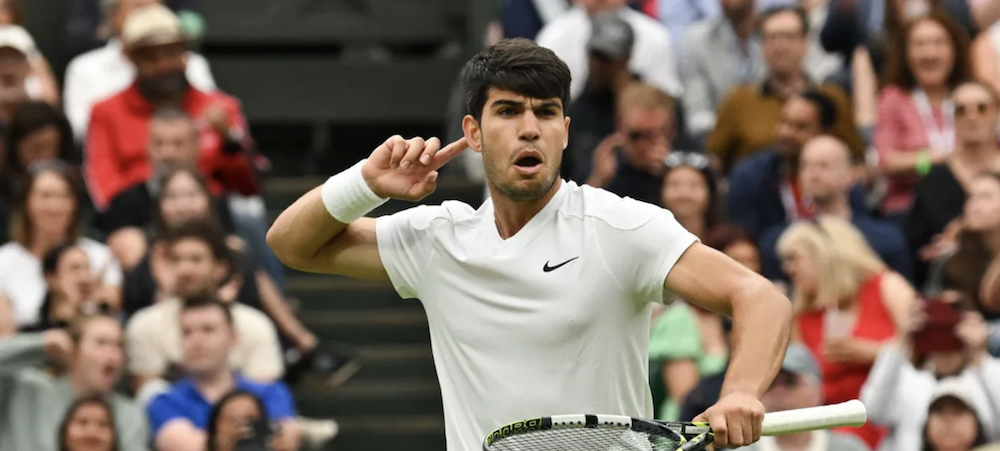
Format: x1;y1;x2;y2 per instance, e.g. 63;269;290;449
777;215;915;448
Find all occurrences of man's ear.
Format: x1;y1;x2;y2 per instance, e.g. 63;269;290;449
462;115;484;153
563;115;571;149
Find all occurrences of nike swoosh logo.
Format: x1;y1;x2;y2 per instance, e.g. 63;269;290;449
543;257;579;272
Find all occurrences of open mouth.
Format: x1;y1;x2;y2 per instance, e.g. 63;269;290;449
515;156;542;167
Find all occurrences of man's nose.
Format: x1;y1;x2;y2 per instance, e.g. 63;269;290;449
518;112;541;141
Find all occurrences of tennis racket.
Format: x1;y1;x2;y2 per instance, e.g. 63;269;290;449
482;399;867;451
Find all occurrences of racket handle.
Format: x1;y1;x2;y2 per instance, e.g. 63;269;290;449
761;400;868;436
677;432;714;451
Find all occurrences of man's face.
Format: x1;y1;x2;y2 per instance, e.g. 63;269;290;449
180;305;236;375
0;47;28;107
775;97;822;159
149;118;199;168
799;137;854;204
467;88;569;201
761;370;821;412
110;0;160;38
761;10;808;77
169;238;226;298
619;107;672;173
576;0;627;15
721;0;755;22
953;84;1000;149
71;318;125;394
129;42;188;100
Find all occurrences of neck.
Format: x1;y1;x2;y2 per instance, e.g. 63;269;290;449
955;141;1000;165
676;214;706;239
193;368;236;404
775;432;814;450
984;229;1000;256
922;85;949;106
813;195;851;219
30;232;67;257
769;72;806;98
490;180;562;240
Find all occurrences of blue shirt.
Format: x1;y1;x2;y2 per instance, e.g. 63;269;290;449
147;375;296;436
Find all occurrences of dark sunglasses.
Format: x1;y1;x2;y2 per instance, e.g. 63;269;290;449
956;102;992;117
663;151;710;170
626;128;668;142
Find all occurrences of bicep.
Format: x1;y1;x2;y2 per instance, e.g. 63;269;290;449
155;419;206;451
664;242;768;317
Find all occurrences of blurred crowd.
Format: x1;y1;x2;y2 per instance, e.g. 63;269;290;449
3;0;1000;449
493;0;1000;450
0;0;359;450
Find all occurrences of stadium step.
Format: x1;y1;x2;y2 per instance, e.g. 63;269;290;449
263;175;483;451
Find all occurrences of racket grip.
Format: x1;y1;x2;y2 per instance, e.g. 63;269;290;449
677;432;714;451
761;400;868;436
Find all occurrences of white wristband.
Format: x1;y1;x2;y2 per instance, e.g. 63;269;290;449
321;159;389;223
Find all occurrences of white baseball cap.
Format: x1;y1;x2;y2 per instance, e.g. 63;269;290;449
122;4;189;49
0;25;36;57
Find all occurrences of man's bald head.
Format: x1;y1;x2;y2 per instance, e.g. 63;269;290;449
799;135;854;206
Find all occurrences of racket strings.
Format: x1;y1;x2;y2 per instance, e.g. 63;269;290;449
486;427;684;451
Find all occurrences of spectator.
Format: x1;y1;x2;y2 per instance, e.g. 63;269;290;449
659;152;720;239
85;3;258;211
939;173;1000;323
536;0;681;101
779;216;914;447
0;314;148;450
760;135;912;282
96;109;233;270
0;101;76;242
972;22;1000;96
582;82;674;204
801;0;846;86
125;220;285;401
907;81;1000;286
875;11;970;222
0;0;60;105
679;0;764;143
0;162;122;332
21;243;103;333
501;0;570;41
63;0;216;141
0;25;35;125
861;300;1000;450
922;378;994;451
658;0;797;49
147;295;299;451
206;390;291;451
563;11;638;180
741;344;872;451
727;90;867;239
707;5;863;172
0;0;22;25
58;394;119;451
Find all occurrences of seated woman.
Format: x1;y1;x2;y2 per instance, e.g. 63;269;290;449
777;216;914;449
659;151;720;240
21;243;104;333
206;390;274;451
0;161;121;336
58;394;119;451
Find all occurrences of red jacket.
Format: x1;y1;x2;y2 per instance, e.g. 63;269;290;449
85;84;259;210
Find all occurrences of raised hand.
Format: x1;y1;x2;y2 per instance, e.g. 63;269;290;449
362;135;468;201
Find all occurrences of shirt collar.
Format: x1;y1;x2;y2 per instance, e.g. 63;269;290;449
758;73;817;97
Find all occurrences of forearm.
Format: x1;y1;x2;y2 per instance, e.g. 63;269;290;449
721;281;792;397
880;150;937;175
267;186;350;269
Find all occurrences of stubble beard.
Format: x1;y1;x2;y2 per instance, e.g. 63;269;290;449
482;140;561;202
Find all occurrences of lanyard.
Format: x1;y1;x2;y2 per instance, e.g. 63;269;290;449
912;89;955;152
779;178;812;221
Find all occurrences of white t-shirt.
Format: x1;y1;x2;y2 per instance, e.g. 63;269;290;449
536;6;683;101
375;180;698;451
0;238;123;326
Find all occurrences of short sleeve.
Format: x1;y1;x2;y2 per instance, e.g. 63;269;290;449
260;382;297;421
146;393;187;436
598;206;699;305
375;205;447;299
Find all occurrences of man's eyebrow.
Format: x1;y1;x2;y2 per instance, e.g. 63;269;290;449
536;101;561;110
491;99;524;108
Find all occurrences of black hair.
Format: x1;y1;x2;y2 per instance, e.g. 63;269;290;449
180;293;235;326
34;243;83;331
798;89;838;130
58;393;120;451
461;38;572;122
206;390;268;451
159;219;233;268
921;397;988;451
3;101;77;173
758;5;810;36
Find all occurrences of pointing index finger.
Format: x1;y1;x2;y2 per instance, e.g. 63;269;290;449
431;137;469;169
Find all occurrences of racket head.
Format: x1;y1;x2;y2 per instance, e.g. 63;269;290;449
482;414;709;451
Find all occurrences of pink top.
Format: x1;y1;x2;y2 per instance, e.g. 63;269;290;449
874;86;950;213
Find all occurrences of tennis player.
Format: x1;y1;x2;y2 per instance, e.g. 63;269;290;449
268;38;792;451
